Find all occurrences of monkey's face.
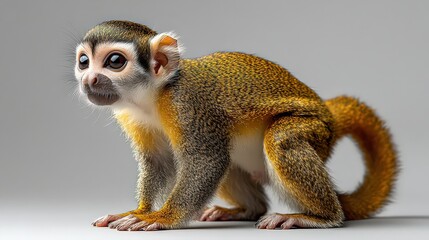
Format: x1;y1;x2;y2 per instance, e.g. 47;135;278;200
74;42;148;106
74;33;180;111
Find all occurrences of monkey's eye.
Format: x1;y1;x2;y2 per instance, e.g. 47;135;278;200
105;53;127;70
78;54;89;69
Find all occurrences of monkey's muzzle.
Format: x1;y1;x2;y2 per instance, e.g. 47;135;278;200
83;73;120;106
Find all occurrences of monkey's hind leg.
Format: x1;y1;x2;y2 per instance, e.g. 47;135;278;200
200;166;268;221
257;116;344;229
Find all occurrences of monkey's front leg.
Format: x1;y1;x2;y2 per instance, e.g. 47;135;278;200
93;153;171;228
122;139;230;231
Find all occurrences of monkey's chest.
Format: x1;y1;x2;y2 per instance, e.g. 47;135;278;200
230;124;268;184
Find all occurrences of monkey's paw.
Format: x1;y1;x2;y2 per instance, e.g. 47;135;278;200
92;209;148;227
199;206;248;221
110;211;178;231
255;213;306;229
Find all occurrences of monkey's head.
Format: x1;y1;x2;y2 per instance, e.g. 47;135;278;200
74;20;181;107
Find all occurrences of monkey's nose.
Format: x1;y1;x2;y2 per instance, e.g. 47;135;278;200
83;75;100;91
83;73;116;94
82;73;99;87
89;76;98;86
82;73;119;105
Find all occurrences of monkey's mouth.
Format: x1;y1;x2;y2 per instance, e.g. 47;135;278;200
86;91;120;106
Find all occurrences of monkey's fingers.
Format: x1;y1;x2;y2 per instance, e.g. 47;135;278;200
126;211;176;231
200;206;245;221
126;221;164;231
256;213;308;230
116;216;141;231
128;220;151;231
92;214;123;227
143;222;164;231
108;215;166;231
108;215;134;229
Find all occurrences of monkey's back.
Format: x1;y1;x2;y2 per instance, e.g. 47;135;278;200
176;52;330;122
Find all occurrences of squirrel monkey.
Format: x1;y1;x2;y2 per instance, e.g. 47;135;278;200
74;21;398;231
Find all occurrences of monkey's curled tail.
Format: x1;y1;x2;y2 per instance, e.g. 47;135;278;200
325;96;398;220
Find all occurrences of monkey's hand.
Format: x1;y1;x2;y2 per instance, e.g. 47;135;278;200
92;208;150;227
110;209;180;231
199;206;247;221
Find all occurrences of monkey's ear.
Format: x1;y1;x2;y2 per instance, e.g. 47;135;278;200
149;32;181;77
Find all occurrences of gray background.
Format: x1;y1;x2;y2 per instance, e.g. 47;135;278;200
1;0;428;239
